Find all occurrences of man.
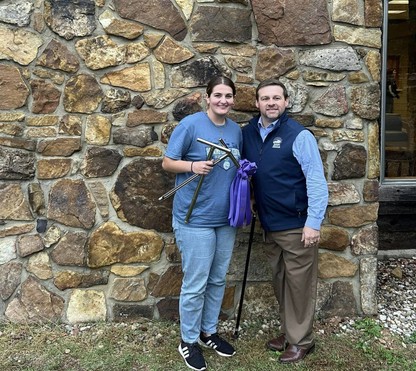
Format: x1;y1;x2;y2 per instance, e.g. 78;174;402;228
242;79;328;363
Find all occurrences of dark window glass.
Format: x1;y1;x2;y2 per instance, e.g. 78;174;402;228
384;1;416;179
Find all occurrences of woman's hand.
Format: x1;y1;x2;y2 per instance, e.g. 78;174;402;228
192;160;214;175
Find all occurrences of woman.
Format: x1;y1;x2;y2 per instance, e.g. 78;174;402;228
162;75;242;371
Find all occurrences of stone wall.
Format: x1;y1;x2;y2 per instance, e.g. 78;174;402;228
0;0;381;324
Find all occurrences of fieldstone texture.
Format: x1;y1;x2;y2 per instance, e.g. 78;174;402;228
0;64;30;110
332;143;367;180
75;35;125;70
0;237;16;265
113;0;187;41
252;0;331;46
127;110;168;127
54;270;109;291
170;57;230;88
0;24;43;65
81;147;122;178
37;138;81;157
113;127;158;147
0;1;33;27
100;63;151;92
0;261;22;300
111;265;149;277
111;278;147;301
0;224;34;239
44;0;96;40
17;234;44;257
43;225;62;248
310;85;349;117
88;181;110;220
88;222;164;268
48;179;96;229
351;224;378;255
327;182;360;206
66;289;106;323
319;252;358;279
334;24;381;48
151;265;183;297
351;83;380;120
113;303;154;322
299;46;361;71
27;252;53;280
255;47;296;81
360;257;378;314
0;148;36;180
5;276;64;323
28;183;46;216
172;94;203;121
156;298;179;321
0;0;383;323
101;89;131;114
30;80;61;114
143;89;191;109
37;159;72;179
320;225;350;251
99;10;144;40
111;159;174;232
328;203;379;228
190;6;252;43
0;183;33;221
319;281;359;317
154;36;194;64
36;39;80;73
50;231;88;266
64;74;103;113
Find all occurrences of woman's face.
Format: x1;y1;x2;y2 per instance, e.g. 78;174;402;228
206;84;234;117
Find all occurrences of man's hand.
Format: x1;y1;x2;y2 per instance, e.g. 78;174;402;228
302;226;320;248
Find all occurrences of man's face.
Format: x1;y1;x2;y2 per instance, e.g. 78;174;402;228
256;85;289;125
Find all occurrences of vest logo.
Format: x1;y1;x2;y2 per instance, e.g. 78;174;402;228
272;137;282;148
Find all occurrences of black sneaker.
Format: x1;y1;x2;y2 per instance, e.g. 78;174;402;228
198;332;236;357
178;341;207;371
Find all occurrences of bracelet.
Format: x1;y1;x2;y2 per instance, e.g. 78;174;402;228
191;161;194;173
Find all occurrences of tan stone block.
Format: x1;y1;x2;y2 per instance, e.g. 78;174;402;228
318;252;358;278
111;278;147;301
328;203;379;228
67;289;106;323
88;222;163;267
100;63;151;92
27;252;53;280
37;159;72;179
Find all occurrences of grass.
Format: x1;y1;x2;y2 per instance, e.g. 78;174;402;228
0;316;415;371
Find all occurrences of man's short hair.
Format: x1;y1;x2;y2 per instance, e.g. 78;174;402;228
256;78;288;100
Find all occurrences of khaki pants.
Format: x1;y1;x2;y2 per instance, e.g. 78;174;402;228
264;228;318;348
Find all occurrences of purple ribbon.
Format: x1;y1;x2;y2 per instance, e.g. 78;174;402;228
228;159;257;227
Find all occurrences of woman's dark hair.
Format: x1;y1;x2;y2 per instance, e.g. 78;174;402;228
256;78;288;100
206;75;236;97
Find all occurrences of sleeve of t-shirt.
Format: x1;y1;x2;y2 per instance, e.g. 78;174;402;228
164;121;193;161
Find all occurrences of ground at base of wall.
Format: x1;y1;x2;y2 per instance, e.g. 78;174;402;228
0;257;415;370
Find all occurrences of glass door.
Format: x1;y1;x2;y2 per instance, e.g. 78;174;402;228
383;0;416;180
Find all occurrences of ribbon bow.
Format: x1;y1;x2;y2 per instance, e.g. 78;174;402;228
228;159;257;227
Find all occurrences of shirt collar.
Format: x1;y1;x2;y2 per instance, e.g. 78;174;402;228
258;117;279;130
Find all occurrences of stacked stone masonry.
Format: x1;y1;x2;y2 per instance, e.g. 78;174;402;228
0;0;382;324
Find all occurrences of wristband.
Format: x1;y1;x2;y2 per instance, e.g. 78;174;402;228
191;161;194;173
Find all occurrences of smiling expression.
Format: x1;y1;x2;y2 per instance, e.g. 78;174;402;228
206;84;235;122
256;85;289;127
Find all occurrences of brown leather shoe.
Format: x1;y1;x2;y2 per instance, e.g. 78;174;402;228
279;344;315;363
266;334;287;352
